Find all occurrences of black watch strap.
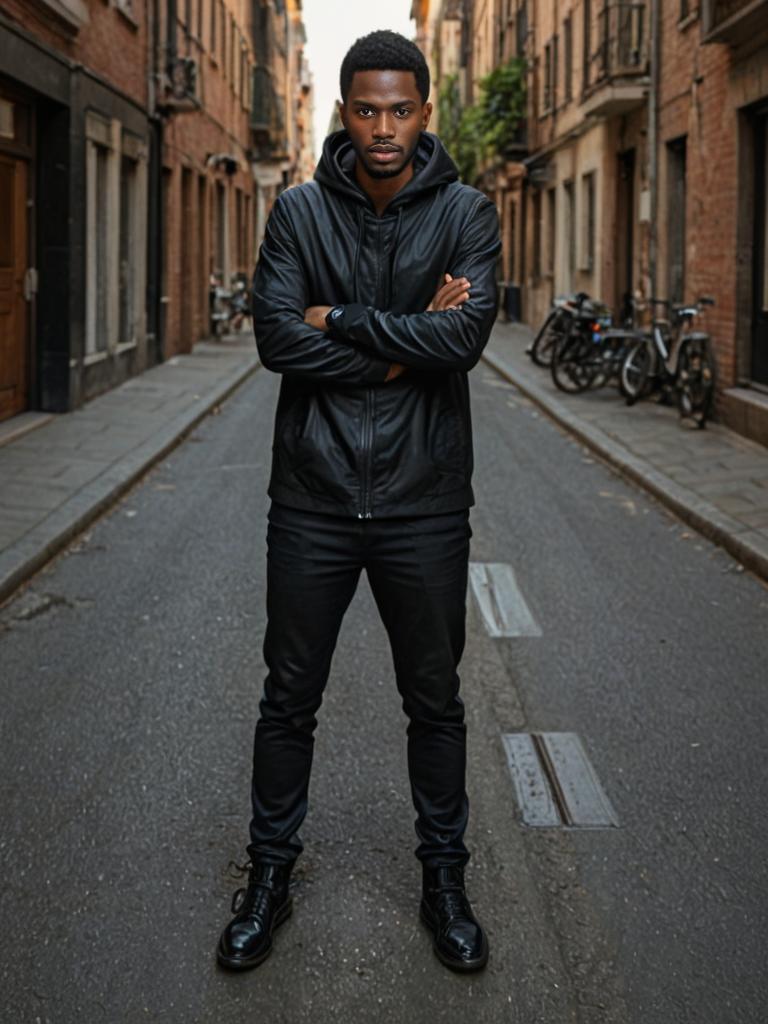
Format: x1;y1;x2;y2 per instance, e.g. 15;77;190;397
326;305;345;330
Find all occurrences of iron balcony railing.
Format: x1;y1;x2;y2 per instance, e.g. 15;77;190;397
701;0;768;44
595;2;648;80
251;65;286;154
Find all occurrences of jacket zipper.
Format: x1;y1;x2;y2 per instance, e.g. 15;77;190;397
358;218;382;519
359;387;373;518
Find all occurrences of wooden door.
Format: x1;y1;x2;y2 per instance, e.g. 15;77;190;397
752;112;768;387
0;153;28;421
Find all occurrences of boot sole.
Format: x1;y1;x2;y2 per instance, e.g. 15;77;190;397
420;901;489;973
216;898;293;971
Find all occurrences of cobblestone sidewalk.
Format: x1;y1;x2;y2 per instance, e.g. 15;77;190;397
484;321;768;582
0;335;260;604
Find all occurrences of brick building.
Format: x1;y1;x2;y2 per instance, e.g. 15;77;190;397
0;0;313;427
1;0;156;422
415;0;768;446
655;2;768;444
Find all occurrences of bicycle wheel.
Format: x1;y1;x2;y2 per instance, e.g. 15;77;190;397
677;337;717;427
619;339;653;405
551;329;597;393
530;308;566;367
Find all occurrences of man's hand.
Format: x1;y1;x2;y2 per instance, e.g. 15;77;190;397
304;305;333;331
427;274;471;312
385;363;406;382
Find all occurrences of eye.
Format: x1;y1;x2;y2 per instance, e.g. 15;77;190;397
357;106;374;117
395;108;411;118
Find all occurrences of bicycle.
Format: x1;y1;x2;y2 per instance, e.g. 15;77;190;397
619;296;717;427
549;297;619;393
527;292;591;368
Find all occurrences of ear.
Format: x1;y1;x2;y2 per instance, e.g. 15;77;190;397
421;101;433;130
338;100;347;130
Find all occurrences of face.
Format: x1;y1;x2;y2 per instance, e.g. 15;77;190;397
340;69;432;180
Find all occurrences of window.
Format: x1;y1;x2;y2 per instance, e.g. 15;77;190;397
244;192;252;267
583;0;592;91
564;15;573;102
85;114;147;360
119;153;138;345
516;2;527;57
580;172;595;271
533;189;542;278
553;33;559;109
547;187;556;276
85;114;115;357
543;42;552;111
231;16;236;85
87;142;110;354
235;188;243;266
197;0;203;40
563;180;575;287
221;2;227;75
667;137;687;303
210;0;216;55
215;181;228;280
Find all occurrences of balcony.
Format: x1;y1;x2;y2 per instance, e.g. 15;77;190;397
251;66;287;160
701;0;768;46
581;2;649;119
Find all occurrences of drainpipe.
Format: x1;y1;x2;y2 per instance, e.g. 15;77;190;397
647;0;660;298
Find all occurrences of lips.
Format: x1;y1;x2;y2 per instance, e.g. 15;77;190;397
369;146;401;163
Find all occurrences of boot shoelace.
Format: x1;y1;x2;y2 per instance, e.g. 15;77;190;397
431;884;471;922
228;860;280;918
231;880;276;917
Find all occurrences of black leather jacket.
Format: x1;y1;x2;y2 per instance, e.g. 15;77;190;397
252;130;501;518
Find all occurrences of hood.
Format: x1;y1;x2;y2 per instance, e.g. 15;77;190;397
314;130;459;210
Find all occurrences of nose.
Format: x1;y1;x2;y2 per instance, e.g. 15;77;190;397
372;112;396;140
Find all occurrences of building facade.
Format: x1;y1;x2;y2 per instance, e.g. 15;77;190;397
0;0;313;425
1;0;156;421
415;0;768;446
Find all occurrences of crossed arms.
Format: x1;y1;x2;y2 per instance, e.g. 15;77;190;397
251;194;501;385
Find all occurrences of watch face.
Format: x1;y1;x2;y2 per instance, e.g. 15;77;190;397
330;306;344;321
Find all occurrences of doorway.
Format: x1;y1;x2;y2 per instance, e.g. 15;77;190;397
616;148;635;322
0;86;32;423
752;109;768;387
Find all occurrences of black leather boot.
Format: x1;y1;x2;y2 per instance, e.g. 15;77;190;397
420;865;489;972
217;861;293;970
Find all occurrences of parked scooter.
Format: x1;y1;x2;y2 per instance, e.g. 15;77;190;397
209;271;232;337
228;272;251;333
209;271;252;337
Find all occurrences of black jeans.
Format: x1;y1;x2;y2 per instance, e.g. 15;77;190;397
247;501;472;869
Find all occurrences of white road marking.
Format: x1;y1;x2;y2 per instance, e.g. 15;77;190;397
468;562;542;637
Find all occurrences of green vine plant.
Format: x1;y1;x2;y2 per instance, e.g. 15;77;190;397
438;58;527;183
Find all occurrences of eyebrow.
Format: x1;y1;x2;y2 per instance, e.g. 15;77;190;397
350;99;418;108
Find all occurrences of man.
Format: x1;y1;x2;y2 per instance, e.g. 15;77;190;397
217;29;500;974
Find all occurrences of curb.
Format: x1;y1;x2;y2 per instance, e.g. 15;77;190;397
0;357;260;607
481;347;768;583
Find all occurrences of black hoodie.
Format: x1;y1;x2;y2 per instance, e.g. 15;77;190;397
252;130;501;519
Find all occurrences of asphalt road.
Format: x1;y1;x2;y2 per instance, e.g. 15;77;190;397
1;360;767;1023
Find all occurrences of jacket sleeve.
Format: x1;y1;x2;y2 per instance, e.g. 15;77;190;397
252;195;391;385
329;197;501;372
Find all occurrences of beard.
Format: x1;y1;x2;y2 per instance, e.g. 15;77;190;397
355;135;420;179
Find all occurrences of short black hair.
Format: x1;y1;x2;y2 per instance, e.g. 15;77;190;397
340;30;430;105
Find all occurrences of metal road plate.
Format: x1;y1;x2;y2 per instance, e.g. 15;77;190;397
537;732;619;828
501;732;619;829
468;562;542;638
501;733;561;827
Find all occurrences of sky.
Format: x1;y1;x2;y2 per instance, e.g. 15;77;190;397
302;0;414;162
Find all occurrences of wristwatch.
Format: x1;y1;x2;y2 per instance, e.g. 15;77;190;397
325;305;345;330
